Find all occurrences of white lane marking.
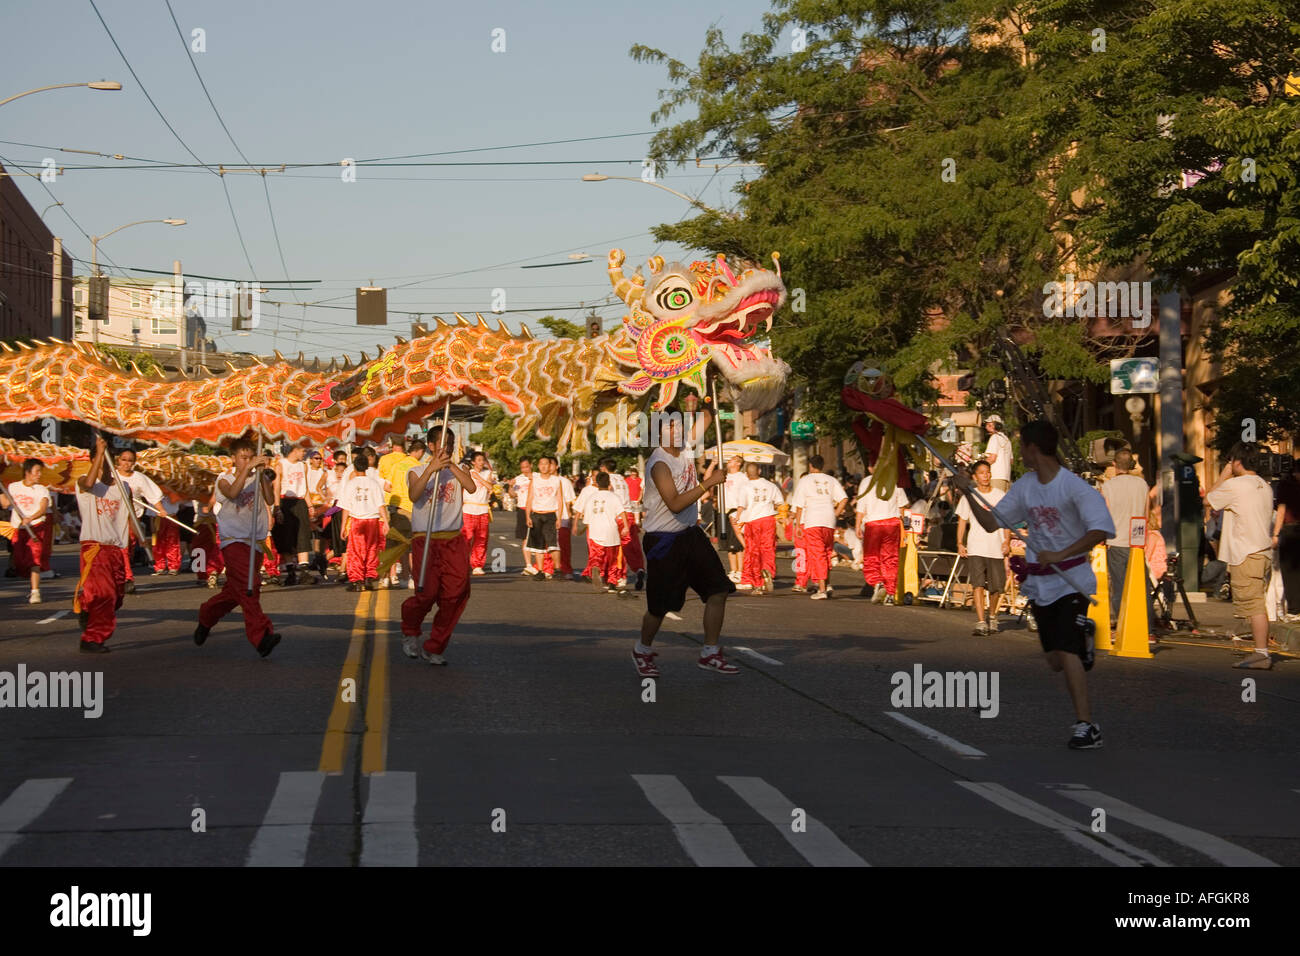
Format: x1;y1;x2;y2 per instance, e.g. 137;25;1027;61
0;777;73;860
1049;784;1278;867
957;782;1163;867
361;771;418;867
246;771;326;867
718;776;867;867
884;711;987;758
665;612;683;621
632;774;753;867
37;610;70;624
732;646;783;666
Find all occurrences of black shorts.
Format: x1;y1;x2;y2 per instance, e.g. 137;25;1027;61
515;509;528;540
526;512;558;551
966;555;1006;592
644;525;736;617
273;497;312;556
1030;593;1091;661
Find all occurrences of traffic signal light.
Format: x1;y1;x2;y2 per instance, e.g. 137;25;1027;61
357;287;387;325
88;276;109;322
586;315;603;339
232;289;255;331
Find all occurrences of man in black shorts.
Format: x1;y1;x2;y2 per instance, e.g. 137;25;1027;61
954;420;1114;749
633;409;737;677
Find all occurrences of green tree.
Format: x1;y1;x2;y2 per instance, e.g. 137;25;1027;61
536;316;586;339
1028;0;1300;451
95;345;165;377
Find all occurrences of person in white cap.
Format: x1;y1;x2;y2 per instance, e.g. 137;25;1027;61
983;415;1014;491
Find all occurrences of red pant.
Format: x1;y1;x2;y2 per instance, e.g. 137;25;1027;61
742;514;777;587
803;525;835;584
402;533;471;654
75;542;125;645
614;515;645;578
559;524;573;575
462;512;490;569
585;540;618;581
347;518;384;581
790;525;808;587
199;542;273;648
192;524;224;581
120;530;138;581
154;518;181;572
862;519;900;594
13;523;49;576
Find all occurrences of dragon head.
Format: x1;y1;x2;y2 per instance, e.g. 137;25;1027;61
605;249;790;412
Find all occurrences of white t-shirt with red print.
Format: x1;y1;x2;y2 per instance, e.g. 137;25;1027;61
214;469;272;545
528;474;563;514
410;468;464;534
7;481;49;527
76;481;131;548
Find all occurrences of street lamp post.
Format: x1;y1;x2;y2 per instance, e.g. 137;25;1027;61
581;174;724;216
89;219;186;345
0;81;121;109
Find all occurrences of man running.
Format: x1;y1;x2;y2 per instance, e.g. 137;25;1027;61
461;451;495;575
954;420;1113;749
525;456;564;579
790;455;848;600
633;409;737;677
74;437;130;653
734;463;783;595
402;425;476;665
8;458;50;604
194;438;282;657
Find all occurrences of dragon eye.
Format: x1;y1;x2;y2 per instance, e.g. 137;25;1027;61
658;286;693;311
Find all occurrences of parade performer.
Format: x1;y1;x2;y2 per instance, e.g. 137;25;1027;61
191;500;224;588
8;457;51;604
954;421;1113;749
722;456;748;583
152;495;183;575
856;460;908;604
574;471;626;590
461;451;494;575
115;448;164;594
377;435;417;588
557;467;577;578
734;462;782;595
402;424;475;665
194;439;281;657
321;448;349;570
634;410;737;676
599;459;644;590
273;443;314;582
525;456;564;579
341;448;388;590
790;455;847;600
513;459;536;575
74;436;129;653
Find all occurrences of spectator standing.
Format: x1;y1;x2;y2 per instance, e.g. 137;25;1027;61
983;415;1014;491
1099;449;1157;640
954;461;1010;634
1272;461;1300;622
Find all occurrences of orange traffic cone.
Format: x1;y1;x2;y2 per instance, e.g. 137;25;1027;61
1088;544;1113;652
1113;547;1153;658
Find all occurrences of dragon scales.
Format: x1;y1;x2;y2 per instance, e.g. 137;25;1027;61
0;249;789;461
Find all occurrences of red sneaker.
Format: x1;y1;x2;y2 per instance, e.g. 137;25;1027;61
697;652;739;676
632;649;660;677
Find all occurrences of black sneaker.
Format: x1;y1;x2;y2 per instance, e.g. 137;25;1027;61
364;578;378;591
1068;721;1103;749
635;569;646;591
346;581;363;592
257;631;282;658
79;640;110;654
124;580;136;594
194;623;210;646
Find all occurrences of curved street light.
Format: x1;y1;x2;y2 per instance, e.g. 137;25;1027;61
0;81;122;109
89;218;187;344
581;173;724;216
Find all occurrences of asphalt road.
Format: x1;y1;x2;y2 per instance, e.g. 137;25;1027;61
1;514;1296;868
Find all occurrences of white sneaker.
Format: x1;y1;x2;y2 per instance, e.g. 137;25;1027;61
471;567;485;576
810;591;828;600
28;590;41;605
871;583;887;604
401;636;420;658
420;648;447;666
736;582;754;590
728;571;741;583
408;576;417;589
522;566;539;576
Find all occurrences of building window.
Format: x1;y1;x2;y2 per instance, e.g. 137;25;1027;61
73;287;87;306
130;291;144;309
152;316;177;335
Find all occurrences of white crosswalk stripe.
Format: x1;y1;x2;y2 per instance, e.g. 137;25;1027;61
246;771;326;867
361;771;418;867
1048;784;1279;867
957;782;1166;866
0;777;72;860
632;774;754;866
719;776;868;866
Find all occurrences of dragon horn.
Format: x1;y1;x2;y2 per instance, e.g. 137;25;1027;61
607;248;645;308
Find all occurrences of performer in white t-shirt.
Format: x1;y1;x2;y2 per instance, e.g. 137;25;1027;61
733;463;783;594
7;457;51;604
789;455;848;599
954;460;1010;635
402;424;477;664
512;459;535;573
855;461;909;603
573;472;626;590
340;447;388;590
721;457;749;581
598;459;645;590
195;438;281;657
461;451;495;575
956;419;1114;750
525;456;565;579
74;437;131;652
114;448;164;594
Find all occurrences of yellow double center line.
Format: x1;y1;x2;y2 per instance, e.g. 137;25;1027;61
318;588;392;775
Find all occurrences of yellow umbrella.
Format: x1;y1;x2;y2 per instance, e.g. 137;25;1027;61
720;439;790;465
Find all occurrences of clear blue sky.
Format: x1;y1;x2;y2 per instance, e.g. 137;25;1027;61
1;0;770;358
